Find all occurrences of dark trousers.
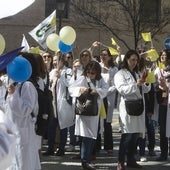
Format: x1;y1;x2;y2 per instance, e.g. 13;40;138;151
68;124;77;146
104;120;113;150
118;133;139;163
103;97;113;150
47;117;67;152
47;117;58;152
158;104;168;158
138;114;155;156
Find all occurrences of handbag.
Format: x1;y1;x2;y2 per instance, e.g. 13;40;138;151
123;72;144;116
125;99;144;116
75;82;98;116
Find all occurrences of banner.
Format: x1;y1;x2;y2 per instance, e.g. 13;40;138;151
141;32;151;42
21;34;30;52
0;0;35;19
29;10;56;49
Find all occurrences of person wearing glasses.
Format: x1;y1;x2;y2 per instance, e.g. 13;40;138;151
69;60;108;170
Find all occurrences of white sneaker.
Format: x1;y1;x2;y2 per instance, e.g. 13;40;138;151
140;156;147;162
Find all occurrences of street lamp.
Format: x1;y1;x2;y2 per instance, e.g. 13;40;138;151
56;1;66;32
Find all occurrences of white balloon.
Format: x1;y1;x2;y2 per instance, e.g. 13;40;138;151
46;33;60;52
59;26;76;45
0;34;5;55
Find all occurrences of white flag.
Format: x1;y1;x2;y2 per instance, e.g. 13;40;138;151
21;34;30;52
29;10;56;49
0;0;35;19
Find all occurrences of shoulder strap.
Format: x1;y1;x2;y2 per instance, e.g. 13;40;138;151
87;82;91;88
5;82;18;100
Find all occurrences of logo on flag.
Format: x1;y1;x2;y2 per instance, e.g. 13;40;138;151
29;10;56;49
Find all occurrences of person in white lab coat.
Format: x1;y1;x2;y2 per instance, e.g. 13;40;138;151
5;53;41;170
0;108;17;170
114;49;150;170
69;60;108;170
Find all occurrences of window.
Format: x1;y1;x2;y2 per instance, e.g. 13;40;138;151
45;0;70;18
140;0;161;23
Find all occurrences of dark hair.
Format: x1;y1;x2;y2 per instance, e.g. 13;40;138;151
33;53;46;79
59;53;68;67
121;49;139;72
163;49;170;67
100;48;115;67
83;60;102;80
20;52;38;83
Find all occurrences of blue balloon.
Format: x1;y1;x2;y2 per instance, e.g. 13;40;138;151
7;56;32;82
58;41;74;53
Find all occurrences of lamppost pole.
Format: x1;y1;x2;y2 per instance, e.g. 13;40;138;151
56;1;66;33
58;12;62;32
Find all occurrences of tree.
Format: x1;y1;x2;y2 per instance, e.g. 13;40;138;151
70;0;170;50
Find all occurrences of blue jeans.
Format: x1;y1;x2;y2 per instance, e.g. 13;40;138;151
80;137;95;165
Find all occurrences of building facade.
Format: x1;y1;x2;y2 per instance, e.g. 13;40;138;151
0;0;170;56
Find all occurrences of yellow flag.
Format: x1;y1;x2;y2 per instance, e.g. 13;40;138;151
145;70;156;83
141;32;151;42
108;47;119;55
111;37;117;45
29;46;40;54
158;61;165;69
100;102;106;119
146;49;159;61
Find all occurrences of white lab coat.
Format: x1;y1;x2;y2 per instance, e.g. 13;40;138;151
69;76;108;139
114;69;150;137
56;67;75;129
5;81;40;170
0;109;17;170
155;68;170;137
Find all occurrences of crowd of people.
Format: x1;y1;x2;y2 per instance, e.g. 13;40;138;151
0;41;170;170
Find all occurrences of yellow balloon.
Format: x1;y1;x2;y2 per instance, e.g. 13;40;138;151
46;33;60;52
0;34;5;55
59;26;76;45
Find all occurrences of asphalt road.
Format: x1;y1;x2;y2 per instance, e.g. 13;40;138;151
40;110;170;170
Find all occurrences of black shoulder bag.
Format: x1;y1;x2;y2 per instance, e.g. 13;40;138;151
124;72;144;116
75;82;98;116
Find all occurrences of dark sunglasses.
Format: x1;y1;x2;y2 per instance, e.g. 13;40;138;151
43;55;51;58
67;56;72;59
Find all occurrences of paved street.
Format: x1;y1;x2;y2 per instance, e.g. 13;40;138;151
40;110;170;170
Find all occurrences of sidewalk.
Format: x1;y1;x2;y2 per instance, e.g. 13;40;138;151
40;110;170;170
